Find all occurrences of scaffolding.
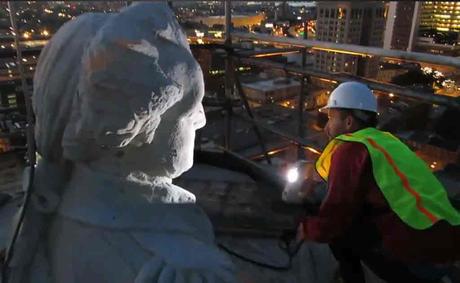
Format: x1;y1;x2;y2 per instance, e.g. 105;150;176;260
190;0;459;166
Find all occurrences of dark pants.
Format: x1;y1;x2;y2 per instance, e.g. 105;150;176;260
328;221;447;283
330;243;445;283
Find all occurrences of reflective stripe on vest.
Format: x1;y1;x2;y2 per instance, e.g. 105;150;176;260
315;127;460;230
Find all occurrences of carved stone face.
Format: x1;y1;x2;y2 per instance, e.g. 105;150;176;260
77;53;206;180
59;3;206;179
142;67;206;178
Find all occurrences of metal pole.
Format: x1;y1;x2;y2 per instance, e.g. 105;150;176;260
303;20;308;40
223;78;232;150
408;2;421;52
223;0;233;149
233;60;272;165
297;49;307;159
225;0;232;45
3;2;36;281
6;1;35;172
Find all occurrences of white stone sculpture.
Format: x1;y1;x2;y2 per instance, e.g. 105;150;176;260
7;3;236;283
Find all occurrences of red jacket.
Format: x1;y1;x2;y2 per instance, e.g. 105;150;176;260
302;142;460;264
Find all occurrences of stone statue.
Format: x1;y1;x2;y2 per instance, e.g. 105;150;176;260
7;3;236;283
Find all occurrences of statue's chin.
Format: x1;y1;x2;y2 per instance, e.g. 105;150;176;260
169;163;192;179
159;154;191;179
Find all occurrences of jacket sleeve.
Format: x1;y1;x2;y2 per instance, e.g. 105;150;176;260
302;142;370;243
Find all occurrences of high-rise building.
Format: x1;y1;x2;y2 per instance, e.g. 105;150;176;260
383;2;460;56
314;1;385;78
413;1;460;56
418;1;460;35
383;2;420;51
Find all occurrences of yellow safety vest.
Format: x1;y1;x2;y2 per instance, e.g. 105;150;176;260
316;127;460;230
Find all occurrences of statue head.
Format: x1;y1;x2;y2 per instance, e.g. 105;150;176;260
34;2;205;180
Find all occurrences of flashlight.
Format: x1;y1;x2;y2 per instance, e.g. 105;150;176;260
282;160;313;204
286;167;299;183
283;160;326;204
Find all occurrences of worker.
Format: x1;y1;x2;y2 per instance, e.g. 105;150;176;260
297;81;460;283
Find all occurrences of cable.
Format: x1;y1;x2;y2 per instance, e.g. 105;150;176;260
218;231;304;272
2;162;35;281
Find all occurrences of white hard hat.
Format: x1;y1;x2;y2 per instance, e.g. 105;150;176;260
322;81;377;113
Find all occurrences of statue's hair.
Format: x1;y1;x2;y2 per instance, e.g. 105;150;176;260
32;13;110;212
33;13;109;164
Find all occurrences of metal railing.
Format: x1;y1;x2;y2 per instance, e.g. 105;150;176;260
232;31;460;69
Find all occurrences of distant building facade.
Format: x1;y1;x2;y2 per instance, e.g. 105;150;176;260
376;62;410;83
242;78;301;106
384;2;420;51
413;1;460;56
414;36;460;57
383;2;460;56
418;1;460;34
192;14;266;29
314;1;385;78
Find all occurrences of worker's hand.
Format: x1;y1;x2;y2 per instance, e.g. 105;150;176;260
310;168;323;183
299;178;319;199
300;163;323;199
